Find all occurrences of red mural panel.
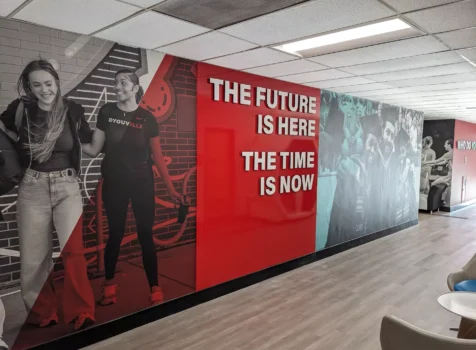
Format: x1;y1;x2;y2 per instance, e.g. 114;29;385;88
452;120;476;206
196;63;320;290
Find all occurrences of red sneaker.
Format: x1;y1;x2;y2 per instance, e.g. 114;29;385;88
74;312;95;331
150;286;164;306
100;283;118;306
39;314;58;328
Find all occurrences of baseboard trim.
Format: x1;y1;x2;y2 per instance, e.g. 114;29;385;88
448;199;476;212
29;219;419;350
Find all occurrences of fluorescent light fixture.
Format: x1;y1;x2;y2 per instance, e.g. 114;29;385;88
274;18;420;57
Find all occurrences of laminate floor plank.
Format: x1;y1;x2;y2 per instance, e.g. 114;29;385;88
84;214;475;350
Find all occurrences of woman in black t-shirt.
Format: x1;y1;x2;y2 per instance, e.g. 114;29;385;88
82;69;182;306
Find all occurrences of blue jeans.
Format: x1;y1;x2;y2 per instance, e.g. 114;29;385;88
17;168;95;324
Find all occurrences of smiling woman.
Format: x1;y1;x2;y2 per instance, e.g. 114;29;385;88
0;59;96;332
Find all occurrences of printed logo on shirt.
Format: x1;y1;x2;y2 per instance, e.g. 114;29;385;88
108;117;143;129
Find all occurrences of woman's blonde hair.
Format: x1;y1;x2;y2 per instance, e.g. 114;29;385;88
18;59;67;163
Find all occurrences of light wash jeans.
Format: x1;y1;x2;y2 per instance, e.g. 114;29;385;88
17;168;95;324
0;298;7;349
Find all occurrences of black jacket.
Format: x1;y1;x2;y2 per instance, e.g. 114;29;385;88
0;98;93;175
0;129;21;195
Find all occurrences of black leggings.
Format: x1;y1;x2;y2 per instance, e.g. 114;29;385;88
102;175;158;287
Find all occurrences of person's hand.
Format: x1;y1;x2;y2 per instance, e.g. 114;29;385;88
169;190;185;205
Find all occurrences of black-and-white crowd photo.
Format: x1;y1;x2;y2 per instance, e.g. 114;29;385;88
316;90;424;250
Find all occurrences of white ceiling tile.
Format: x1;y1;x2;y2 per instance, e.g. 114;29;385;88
0;0;27;16
364;62;476;81
404;0;476;33
339;51;463;75
14;0;139;34
381;0;461;12
96;11;210;49
388;72;476;87
204;48;296;70
457;47;476;62
379;88;476;99
383;93;476;103
404;81;476;91
436;28;476;50
219;0;394;46
156;32;257;60
244;60;327;78
120;0;165;7
353;88;410;97
309;36;448;67
306;77;374;88
278;69;352;84
330;83;394;93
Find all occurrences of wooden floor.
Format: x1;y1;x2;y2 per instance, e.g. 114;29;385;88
84;214;476;350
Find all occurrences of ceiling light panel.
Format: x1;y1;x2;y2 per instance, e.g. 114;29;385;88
274;19;422;57
306;77;374;88
155;32;257;61
339;51;463;75
388;72;476;88
13;0;139;34
364;62;476;82
309;36;448;67
120;0;165;7
219;0;394;46
204;48;296;70
278;69;352;84
95;11;209;49
404;0;476;33
381;0;460;13
436;28;476;50
330;83;394;93
244;60;327;78
0;0;27;17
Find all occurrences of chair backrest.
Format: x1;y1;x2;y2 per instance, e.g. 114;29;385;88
427;183;447;211
462;254;476;279
380;315;476;350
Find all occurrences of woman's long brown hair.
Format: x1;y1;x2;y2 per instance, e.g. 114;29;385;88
18;59;67;163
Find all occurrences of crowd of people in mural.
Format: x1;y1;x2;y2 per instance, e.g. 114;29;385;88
318;91;424;248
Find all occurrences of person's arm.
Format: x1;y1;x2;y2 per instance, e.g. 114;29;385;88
72;101;94;144
82;104;107;157
424;153;448;166
150;136;183;204
82;128;105;157
0;99;21;140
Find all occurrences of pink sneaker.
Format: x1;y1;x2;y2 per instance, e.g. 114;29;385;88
74;312;95;331
100;283;118;306
150;286;164;306
39;313;58;328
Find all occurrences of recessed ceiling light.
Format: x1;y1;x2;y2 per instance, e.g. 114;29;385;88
274;18;420;57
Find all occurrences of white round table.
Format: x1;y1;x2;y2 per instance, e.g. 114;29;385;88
438;292;476;321
438;292;476;339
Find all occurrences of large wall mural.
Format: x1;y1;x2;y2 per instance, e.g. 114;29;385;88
419;120;454;211
316;90;424;251
0;18;196;350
